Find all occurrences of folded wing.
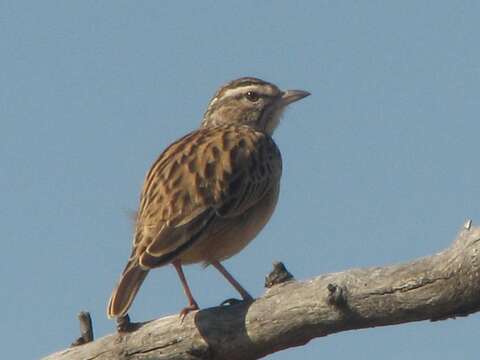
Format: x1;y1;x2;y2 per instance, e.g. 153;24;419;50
132;125;282;268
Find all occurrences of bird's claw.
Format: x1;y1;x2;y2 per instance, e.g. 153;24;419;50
179;302;199;322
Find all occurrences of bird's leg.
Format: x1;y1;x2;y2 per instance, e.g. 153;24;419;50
172;259;199;320
211;260;253;305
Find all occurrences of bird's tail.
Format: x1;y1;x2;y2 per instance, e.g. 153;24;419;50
107;260;149;319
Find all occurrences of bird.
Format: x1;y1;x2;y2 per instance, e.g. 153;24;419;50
107;77;310;323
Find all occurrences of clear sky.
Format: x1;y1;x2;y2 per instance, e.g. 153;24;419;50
2;1;479;359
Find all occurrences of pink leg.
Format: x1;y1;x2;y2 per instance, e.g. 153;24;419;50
211;260;253;301
172;259;199;319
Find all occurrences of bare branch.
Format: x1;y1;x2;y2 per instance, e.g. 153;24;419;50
43;225;480;360
71;311;94;346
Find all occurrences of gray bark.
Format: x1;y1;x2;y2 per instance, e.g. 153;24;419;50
43;223;480;360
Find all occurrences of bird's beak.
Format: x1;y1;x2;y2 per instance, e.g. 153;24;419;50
281;89;311;105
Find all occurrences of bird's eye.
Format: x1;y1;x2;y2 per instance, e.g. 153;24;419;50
245;91;259;102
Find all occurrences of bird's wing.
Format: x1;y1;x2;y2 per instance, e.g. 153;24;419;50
131;125;282;267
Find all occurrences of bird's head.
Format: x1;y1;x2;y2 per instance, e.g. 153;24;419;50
201;77;310;135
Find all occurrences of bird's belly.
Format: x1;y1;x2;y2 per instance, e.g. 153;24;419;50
179;182;280;265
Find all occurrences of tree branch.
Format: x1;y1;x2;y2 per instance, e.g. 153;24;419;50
43;223;480;360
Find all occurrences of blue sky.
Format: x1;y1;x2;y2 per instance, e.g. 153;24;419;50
2;1;479;359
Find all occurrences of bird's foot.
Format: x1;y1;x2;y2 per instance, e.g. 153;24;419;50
179;301;199;322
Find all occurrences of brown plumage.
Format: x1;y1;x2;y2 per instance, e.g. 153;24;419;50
107;77;309;320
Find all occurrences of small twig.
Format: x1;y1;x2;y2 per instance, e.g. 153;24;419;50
116;314;131;332
70;311;93;346
327;283;347;306
265;261;294;288
115;314;143;333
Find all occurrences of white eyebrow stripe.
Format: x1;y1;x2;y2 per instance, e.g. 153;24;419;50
221;85;276;100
